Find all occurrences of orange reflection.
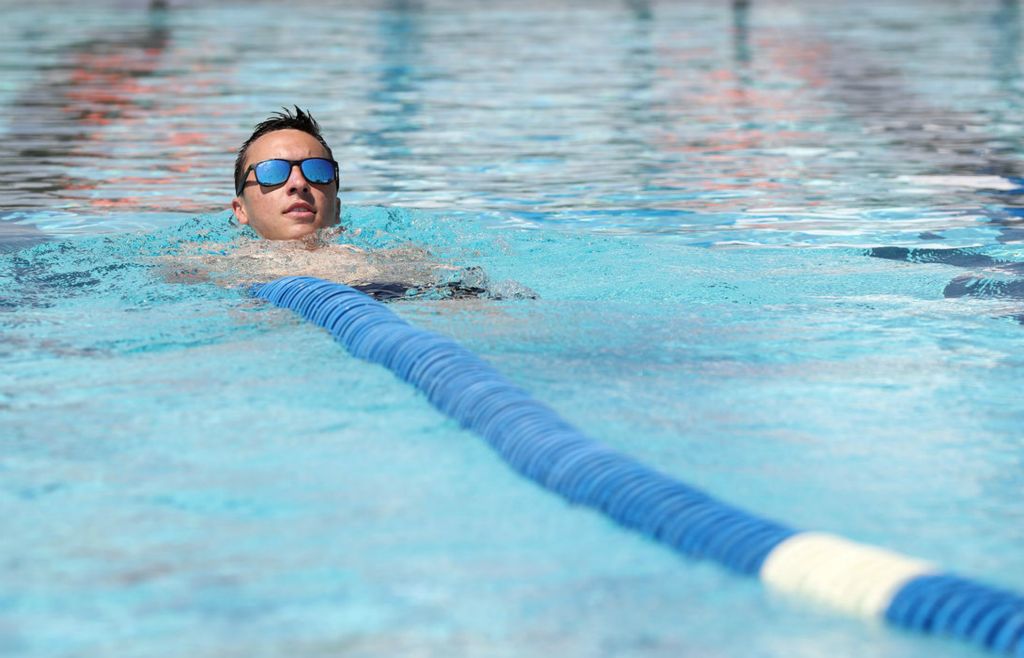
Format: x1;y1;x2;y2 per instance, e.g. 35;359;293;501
47;12;231;216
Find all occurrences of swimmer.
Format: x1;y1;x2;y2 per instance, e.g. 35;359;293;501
231;106;340;240
161;107;536;300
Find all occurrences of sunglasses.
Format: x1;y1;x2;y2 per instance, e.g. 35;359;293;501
236;157;339;195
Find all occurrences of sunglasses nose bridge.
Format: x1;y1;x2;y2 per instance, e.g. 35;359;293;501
284;161;311;190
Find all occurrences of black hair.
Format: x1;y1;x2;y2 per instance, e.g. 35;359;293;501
233;106;335;196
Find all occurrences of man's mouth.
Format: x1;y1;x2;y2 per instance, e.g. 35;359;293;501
284;202;315;219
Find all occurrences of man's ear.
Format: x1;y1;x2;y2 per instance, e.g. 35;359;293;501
231;196;250;226
335;197;341;223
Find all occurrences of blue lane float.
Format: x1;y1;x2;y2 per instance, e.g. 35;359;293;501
252;276;1024;657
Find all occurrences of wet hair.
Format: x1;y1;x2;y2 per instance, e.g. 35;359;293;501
233;106;335;196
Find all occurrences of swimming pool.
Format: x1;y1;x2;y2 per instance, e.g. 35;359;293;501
2;1;1023;656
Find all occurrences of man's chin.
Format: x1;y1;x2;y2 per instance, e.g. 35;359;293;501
263;221;321;241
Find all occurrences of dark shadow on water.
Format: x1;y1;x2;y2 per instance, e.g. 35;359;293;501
624;0;652;22
352;280;489;301
868;245;1024;324
867;246;1024;273
732;0;751;66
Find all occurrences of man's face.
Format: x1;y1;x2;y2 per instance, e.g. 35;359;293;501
231;129;339;240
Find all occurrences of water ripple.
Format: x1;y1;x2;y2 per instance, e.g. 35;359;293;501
1;0;1022;248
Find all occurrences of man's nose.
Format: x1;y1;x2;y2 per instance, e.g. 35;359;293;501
285;163;310;192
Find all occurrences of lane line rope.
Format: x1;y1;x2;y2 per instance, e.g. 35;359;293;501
253;276;1024;656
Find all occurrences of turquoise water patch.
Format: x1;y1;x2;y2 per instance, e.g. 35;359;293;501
4;0;1024;655
3;209;1022;657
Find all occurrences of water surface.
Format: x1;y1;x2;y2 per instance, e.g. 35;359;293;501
2;2;1023;657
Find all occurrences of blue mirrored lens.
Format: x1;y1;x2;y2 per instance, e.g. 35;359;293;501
253;159;292;186
300;158;336;184
252;159;336;187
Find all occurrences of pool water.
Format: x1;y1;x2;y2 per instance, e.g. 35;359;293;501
2;1;1024;657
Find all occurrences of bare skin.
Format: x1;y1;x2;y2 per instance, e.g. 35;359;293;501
159;226;460;290
231;129;340;240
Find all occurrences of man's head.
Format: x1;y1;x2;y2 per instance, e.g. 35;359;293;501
231;107;340;240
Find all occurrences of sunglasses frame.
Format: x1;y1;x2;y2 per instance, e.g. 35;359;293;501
236;157;339;196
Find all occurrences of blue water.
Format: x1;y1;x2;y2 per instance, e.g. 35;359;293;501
2;1;1024;657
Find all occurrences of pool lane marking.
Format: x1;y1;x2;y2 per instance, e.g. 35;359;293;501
252;276;1024;657
761;532;936;618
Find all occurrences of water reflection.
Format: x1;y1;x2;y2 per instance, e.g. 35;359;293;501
812;11;1024;183
985;0;1024;246
612;0;659;194
359;0;427;194
0;4;172;213
1;1;1023;244
859;2;1024;311
0;219;50;253
992;0;1021;89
